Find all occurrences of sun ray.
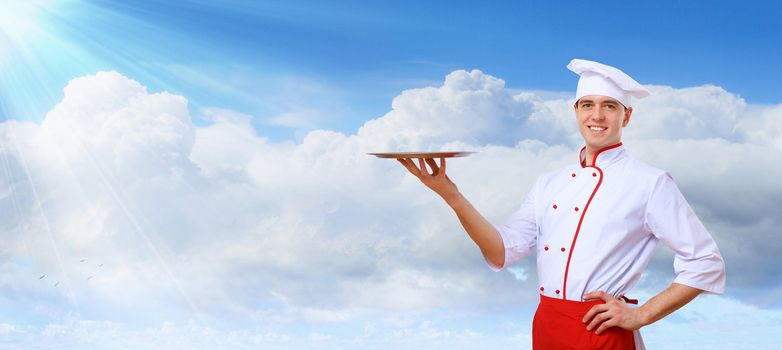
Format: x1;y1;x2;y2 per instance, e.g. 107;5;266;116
3;126;94;346
2;4;230;342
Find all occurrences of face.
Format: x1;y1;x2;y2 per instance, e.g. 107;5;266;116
574;95;633;151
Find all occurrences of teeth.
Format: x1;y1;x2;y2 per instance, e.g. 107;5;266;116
589;126;606;131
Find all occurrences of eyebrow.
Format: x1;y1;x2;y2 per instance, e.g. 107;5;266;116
578;99;618;106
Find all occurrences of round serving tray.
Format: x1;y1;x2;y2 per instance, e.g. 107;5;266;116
368;151;476;158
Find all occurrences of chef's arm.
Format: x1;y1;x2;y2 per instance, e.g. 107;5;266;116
638;282;702;326
629;173;725;327
443;191;505;268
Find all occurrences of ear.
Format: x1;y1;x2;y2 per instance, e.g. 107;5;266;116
622;107;633;127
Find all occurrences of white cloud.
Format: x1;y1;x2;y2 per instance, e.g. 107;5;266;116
625;84;747;141
1;69;781;349
355;69;559;151
736;103;782;151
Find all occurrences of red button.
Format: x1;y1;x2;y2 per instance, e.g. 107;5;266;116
574;207;579;212
540;287;545;292
592;172;597;177
544;245;549;251
555;289;561;294
560;247;566;252
552;204;558;209
571;173;576;177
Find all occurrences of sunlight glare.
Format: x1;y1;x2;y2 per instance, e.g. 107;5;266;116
0;0;49;57
0;0;46;34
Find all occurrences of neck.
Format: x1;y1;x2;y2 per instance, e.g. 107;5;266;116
584;148;598;166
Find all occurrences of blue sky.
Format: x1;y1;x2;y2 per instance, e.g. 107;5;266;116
1;0;782;349
2;0;781;140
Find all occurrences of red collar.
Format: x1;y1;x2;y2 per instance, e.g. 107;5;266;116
579;142;624;168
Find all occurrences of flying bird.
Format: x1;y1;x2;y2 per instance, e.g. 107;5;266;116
80;259;86;263
54;282;59;287
87;276;93;281
39;275;46;279
98;263;103;267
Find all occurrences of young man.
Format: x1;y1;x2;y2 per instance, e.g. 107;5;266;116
397;59;726;349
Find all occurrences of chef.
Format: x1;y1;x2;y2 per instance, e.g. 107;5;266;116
397;59;726;349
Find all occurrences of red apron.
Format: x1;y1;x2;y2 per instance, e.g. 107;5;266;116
533;295;636;350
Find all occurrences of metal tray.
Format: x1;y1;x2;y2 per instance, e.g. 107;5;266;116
368;151;476;159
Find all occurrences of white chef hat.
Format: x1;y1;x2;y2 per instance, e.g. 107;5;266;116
567;58;650;107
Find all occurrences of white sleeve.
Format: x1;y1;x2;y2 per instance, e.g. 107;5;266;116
486;177;540;272
644;173;726;294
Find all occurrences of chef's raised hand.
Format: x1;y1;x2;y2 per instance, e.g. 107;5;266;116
582;291;645;334
397;157;460;201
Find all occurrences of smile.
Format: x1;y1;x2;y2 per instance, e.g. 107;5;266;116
588;126;607;131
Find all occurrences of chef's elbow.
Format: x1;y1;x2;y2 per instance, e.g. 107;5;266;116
484;249;505;272
707;249;727;292
673;251;726;295
713;253;727;293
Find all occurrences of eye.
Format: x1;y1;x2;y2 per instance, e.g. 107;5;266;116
605;104;616;110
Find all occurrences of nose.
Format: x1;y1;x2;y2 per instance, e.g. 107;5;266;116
592;106;606;121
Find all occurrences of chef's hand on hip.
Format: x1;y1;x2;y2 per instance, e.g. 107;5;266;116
397;158;459;200
582;291;646;334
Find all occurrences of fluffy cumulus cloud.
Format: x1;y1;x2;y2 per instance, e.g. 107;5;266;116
1;69;781;348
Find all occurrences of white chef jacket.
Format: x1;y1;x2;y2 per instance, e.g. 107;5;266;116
488;143;726;301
